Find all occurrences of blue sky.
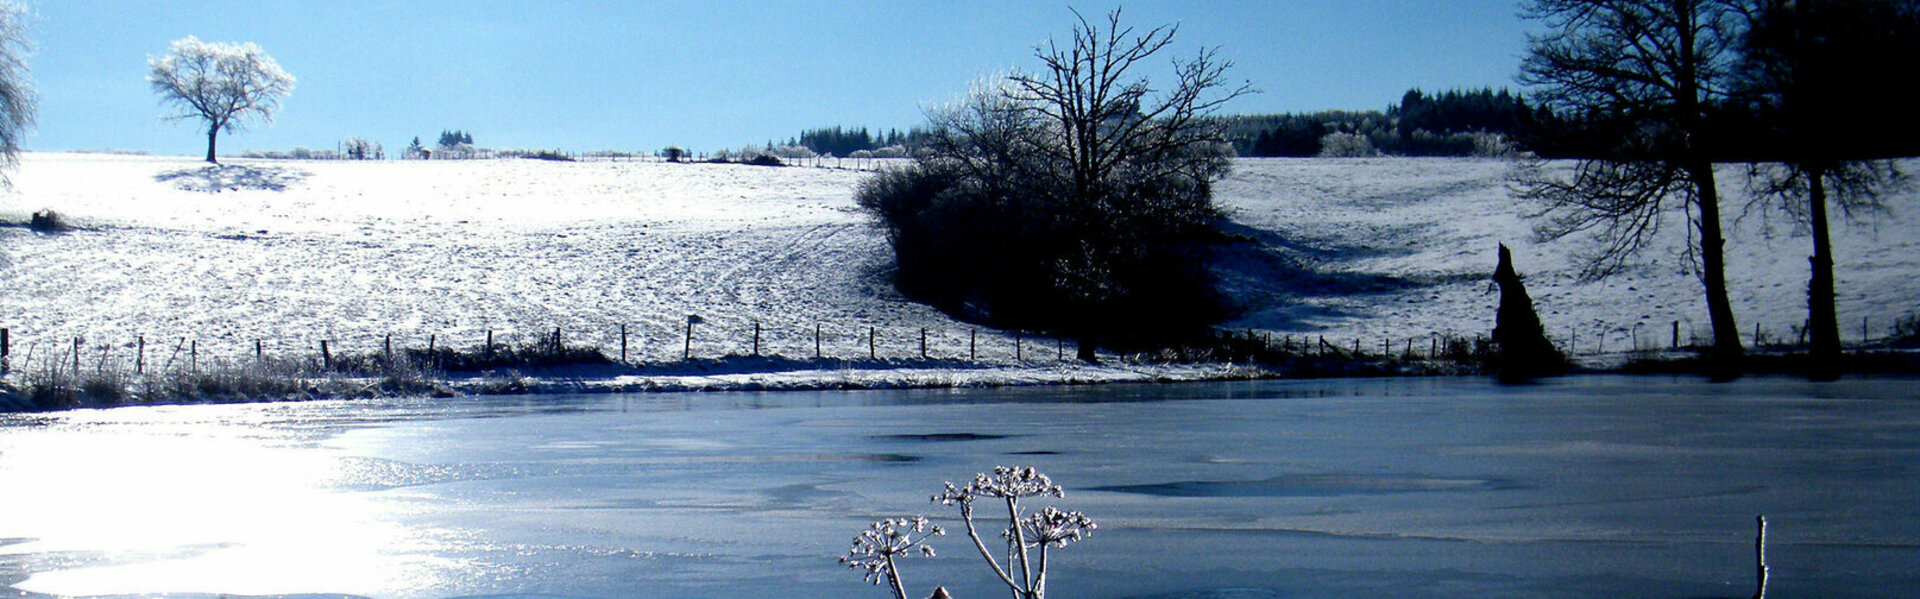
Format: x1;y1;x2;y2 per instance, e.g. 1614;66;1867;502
23;1;1538;157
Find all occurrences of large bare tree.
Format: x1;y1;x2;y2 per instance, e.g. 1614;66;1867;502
1517;0;1748;364
148;36;293;164
1010;9;1252;361
1735;0;1916;380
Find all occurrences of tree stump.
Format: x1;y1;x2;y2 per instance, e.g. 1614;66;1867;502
1491;243;1567;381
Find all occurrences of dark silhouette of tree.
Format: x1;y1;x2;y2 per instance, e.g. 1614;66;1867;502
1515;0;1748;368
1735;0;1918;380
148;36;294;164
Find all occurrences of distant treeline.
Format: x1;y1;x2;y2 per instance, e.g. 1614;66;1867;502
783;126;928;157
1224;88;1542;158
784;89;1545;160
783;85;1920;162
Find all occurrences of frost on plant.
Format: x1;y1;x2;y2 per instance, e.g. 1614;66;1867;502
841;515;942;599
842;466;1095;599
936;466;1064;504
1020;506;1096;548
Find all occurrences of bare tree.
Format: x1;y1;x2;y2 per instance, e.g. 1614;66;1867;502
148;36;294;164
1735;0;1917;379
862;10;1249;361
0;0;35;177
1517;0;1749;364
1008;8;1253;361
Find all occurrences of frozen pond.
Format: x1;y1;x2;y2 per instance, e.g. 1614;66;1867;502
2;376;1917;598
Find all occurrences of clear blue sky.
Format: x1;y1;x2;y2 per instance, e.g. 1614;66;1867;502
22;1;1539;157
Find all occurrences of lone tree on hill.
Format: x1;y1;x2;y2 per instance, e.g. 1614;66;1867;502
149;36;294;164
0;0;34;178
859;8;1251;361
1515;0;1748;366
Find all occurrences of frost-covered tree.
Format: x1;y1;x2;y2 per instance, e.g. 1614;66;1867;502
0;0;35;177
148;36;294;163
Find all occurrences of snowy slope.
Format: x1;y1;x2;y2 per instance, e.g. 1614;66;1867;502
2;153;1914;374
1215;157;1920;355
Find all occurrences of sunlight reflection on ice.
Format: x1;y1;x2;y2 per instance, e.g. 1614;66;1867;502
0;409;458;596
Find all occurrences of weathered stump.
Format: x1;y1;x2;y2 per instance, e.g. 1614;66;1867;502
1491;243;1567;381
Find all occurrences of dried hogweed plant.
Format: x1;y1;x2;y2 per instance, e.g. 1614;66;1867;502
841;466;1095;599
841;515;944;599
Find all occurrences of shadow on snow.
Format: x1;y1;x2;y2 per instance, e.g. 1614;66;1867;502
155;163;310;192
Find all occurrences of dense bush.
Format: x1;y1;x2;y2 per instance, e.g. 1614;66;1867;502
858;116;1230;350
857;12;1248;357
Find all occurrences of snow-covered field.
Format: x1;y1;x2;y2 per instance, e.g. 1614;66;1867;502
2;152;1915;381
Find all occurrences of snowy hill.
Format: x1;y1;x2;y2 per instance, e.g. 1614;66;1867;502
2;153;1914;377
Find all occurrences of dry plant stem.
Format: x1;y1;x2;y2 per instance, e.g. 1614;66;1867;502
1753;515;1768;599
884;555;907;599
1009;496;1035;595
960;501;1020;591
1035;543;1049;598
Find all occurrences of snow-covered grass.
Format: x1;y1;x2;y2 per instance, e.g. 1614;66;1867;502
1214;157;1920;357
1;152;1915;401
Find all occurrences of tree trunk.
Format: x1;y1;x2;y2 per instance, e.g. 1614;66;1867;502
1690;161;1745;373
1806;165;1841;381
205;127;219;164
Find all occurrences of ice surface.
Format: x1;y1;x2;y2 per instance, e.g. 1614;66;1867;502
1;377;1916;598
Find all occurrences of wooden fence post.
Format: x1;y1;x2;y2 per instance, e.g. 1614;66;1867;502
920;328;927;360
970;328;977;362
620;324;628;364
1016;331;1023;361
1;327;8;374
1672;320;1680;349
868;326;876;360
322;339;332;370
136;335;145;374
384;334;393;362
753;322;761;357
684;320;695;361
190;340;198;374
814;323;822;359
428;334;437;369
72;337;81;375
1056;338;1063;361
256;340;263;362
485;330;494;361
